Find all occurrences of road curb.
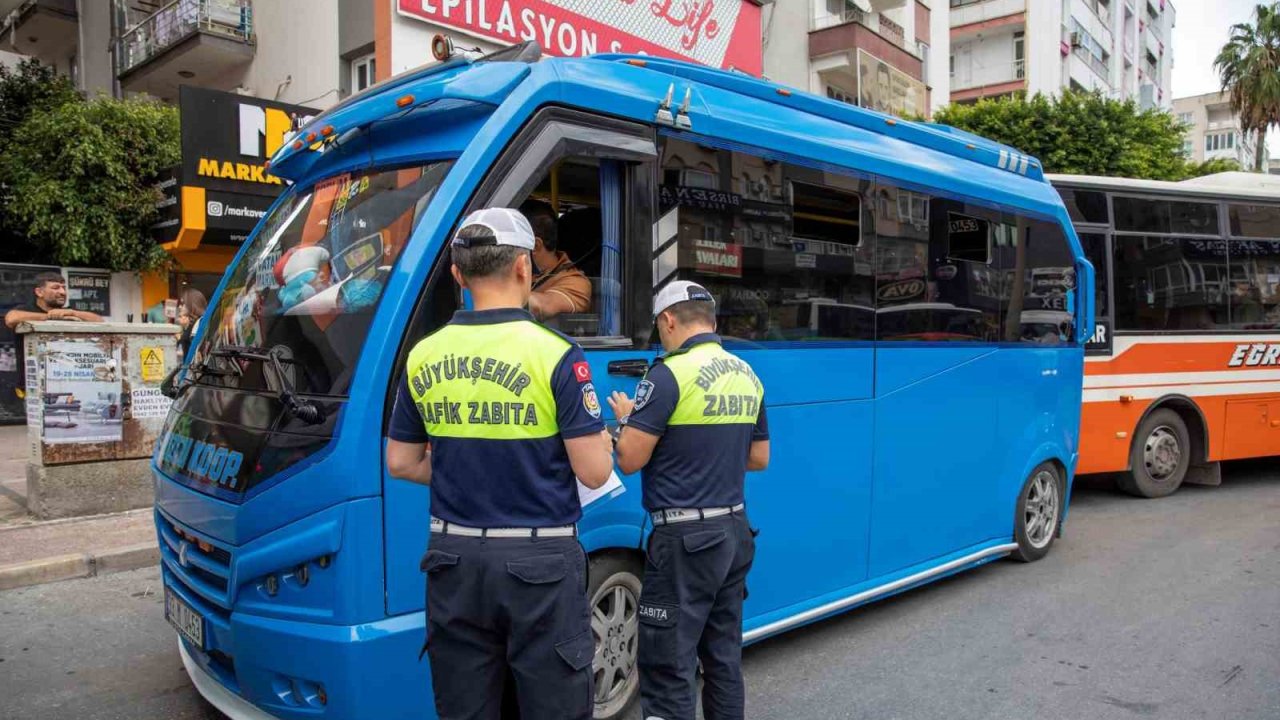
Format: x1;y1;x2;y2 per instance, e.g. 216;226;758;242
0;544;159;592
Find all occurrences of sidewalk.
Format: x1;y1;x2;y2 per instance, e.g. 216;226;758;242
0;424;158;591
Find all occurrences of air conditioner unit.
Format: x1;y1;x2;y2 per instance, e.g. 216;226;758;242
1070;32;1084;48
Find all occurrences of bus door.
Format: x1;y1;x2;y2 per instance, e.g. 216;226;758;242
868;183;1007;577
382;109;660;615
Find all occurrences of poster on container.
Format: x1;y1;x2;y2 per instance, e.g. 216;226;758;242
397;0;765;75
40;340;124;445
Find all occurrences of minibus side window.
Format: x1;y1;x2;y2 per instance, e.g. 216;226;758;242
874;183;1002;342
459;111;659;348
994;217;1078;345
658;136;876;343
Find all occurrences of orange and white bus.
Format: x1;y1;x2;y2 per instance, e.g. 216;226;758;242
1050;173;1280;497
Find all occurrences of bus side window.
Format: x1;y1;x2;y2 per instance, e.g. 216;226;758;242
657;136;875;344
874;182;1003;342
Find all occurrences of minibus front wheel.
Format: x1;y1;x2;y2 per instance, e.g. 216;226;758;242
1012;462;1063;562
588;551;643;719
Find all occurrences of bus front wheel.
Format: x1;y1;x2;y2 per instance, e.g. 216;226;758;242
1119;409;1190;499
588;552;643;720
1012;462;1062;563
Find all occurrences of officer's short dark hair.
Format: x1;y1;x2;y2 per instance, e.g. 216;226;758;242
519;199;558;251
451;244;527;280
33;271;64;289
663;300;716;328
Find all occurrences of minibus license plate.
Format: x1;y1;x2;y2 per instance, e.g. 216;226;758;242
165;588;204;648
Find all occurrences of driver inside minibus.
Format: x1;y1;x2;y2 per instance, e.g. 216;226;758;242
521;199;593;321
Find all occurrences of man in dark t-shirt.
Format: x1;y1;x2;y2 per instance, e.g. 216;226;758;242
4;271;103;400
3;271;103;329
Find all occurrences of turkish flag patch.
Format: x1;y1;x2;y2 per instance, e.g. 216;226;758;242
573;362;592;383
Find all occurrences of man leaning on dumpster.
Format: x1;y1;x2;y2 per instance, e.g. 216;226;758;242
4;271;103;329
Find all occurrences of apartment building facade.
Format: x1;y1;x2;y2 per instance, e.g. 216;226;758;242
0;0;376;108
1173;91;1262;170
949;0;1173;108
760;0;950;117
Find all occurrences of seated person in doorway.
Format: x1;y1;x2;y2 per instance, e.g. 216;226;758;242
520;199;592;321
4;272;103;329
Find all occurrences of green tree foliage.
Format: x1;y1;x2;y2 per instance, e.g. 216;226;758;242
1186;157;1244;177
932;91;1193;180
1215;3;1280;173
0;97;179;271
0;58;80;259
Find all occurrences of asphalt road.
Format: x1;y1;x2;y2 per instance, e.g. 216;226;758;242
2;463;1278;720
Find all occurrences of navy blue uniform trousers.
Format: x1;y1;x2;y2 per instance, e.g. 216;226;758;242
421;533;594;720
638;512;756;720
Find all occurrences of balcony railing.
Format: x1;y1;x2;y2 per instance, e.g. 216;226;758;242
812;7;869;31
878;14;905;45
812;8;911;51
951;59;1025;91
116;0;253;76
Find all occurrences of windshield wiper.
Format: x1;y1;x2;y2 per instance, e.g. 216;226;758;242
208;345;327;425
160;357;239;400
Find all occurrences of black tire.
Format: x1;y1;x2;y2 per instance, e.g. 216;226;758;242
1011;462;1063;563
1118;408;1190;498
587;552;643;720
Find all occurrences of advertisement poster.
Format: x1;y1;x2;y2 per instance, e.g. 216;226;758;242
856;49;925;118
130;387;172;420
40;341;124;444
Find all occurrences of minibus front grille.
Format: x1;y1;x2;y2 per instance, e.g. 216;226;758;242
157;510;234;610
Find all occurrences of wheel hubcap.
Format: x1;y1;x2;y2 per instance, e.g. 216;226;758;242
591;579;639;715
1144;426;1182;480
1024;470;1059;550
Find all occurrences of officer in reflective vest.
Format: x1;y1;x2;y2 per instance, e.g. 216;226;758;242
607;281;770;720
385;207;614;719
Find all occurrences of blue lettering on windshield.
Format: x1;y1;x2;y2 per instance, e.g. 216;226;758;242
157;430;244;488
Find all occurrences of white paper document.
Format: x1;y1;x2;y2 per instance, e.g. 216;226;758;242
577;470;625;508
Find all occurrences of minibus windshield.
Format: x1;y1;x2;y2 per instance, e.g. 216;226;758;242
193;162;453;396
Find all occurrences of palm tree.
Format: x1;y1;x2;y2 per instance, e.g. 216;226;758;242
1214;3;1280;172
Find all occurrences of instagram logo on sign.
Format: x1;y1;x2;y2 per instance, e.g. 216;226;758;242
207;200;225;217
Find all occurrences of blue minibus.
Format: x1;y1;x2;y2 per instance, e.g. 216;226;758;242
154;43;1092;720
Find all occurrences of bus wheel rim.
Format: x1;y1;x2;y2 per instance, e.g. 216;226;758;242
591;576;639;714
1025;470;1058;549
1144;426;1182;480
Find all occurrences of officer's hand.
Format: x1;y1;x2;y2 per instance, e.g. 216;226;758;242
607;391;634;421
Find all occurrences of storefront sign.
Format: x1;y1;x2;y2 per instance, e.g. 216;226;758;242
398;0;764;75
156;88;318;249
180;87;316;194
661;184;742;213
856;49;925;118
878;277;926;302
693;239;742;277
65;271;111;316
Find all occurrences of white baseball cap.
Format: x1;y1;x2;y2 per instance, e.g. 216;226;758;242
452;208;536;250
653;280;716;318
